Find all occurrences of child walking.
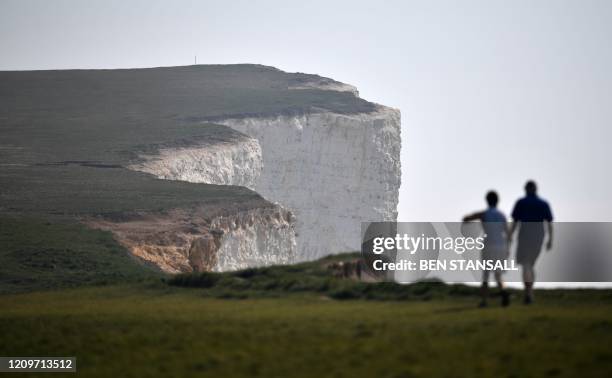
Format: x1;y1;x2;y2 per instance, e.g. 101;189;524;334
463;191;511;307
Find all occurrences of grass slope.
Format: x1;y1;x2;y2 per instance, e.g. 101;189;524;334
0;165;268;216
168;253;479;300
0;217;160;294
1;284;611;378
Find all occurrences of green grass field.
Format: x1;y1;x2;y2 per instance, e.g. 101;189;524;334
0;216;160;294
2;245;612;378
1;284;612;378
2;191;611;378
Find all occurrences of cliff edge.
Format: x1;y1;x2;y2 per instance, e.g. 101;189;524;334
0;64;400;272
130;67;401;261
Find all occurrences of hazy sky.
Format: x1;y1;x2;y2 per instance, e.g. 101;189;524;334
2;0;611;221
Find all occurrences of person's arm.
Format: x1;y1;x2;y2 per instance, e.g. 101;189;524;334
546;221;553;251
545;202;554;251
509;200;520;243
503;218;511;257
463;211;484;222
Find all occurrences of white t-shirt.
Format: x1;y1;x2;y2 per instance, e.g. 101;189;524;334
482;208;507;249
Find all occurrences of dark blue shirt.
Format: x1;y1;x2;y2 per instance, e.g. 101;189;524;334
511;194;553;222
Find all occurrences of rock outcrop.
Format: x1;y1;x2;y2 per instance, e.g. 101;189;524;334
86;205;296;273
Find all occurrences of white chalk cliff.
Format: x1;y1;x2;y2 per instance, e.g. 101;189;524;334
129;135;262;190
127;77;401;266
217;106;401;261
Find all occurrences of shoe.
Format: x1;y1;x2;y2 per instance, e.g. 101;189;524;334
478;300;488;308
523;295;533;305
501;291;510;307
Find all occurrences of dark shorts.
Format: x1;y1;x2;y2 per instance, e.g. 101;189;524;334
516;223;545;266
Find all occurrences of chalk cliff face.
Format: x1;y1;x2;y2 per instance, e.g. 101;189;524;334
86;205;295;273
128;106;400;263
122;73;401;266
128;135;262;190
217;106;401;260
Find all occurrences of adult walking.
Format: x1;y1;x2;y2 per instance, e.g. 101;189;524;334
508;180;553;304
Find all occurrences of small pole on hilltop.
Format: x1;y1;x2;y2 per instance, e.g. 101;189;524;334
194;56;197;65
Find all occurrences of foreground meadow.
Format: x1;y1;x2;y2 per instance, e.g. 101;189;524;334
1;284;611;378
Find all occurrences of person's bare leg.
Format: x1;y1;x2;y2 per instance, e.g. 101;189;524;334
494;271;504;290
522;263;535;304
495;271;510;307
480;271;490;307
